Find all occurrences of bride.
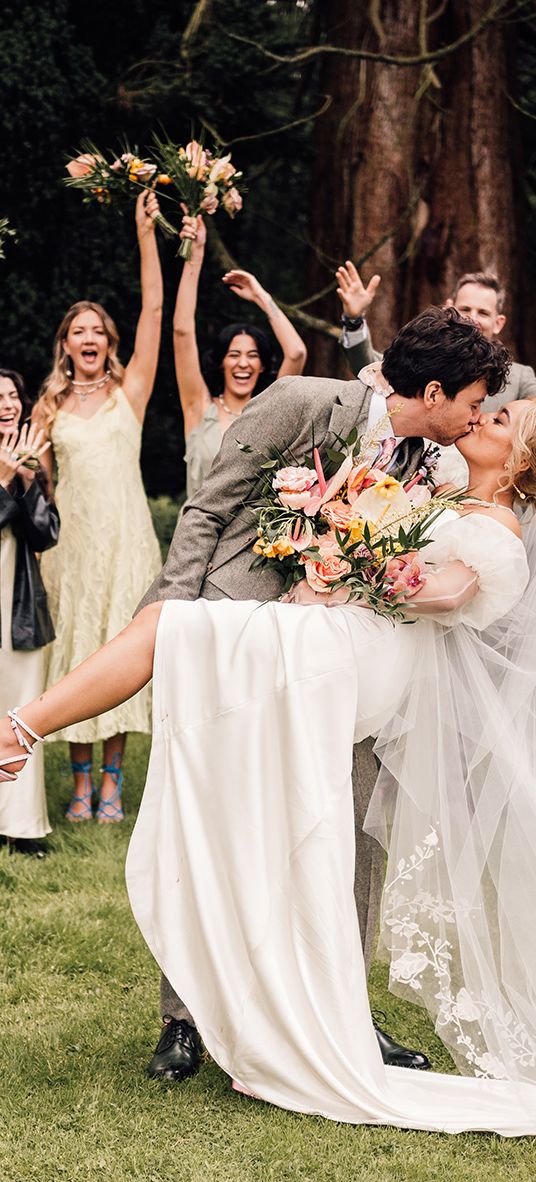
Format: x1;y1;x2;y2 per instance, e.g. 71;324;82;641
3;398;536;1134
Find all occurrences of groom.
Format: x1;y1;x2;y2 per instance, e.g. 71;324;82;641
138;305;509;1081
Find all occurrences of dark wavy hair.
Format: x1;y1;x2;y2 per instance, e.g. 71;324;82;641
201;323;277;398
382;306;510;400
0;367;30;422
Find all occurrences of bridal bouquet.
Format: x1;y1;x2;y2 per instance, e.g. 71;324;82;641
64;141;178;238
151;133;244;260
249;420;459;621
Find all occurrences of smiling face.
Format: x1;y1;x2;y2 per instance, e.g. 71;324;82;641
453;283;506;341
63;309;109;380
456;399;534;470
0;376;22;436
221;333;264;401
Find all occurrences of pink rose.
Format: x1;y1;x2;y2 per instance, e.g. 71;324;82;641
321;499;355;532
273;466;317;509
304;534;351;594
384;553;426;599
222;187;243;217
66;153;98;178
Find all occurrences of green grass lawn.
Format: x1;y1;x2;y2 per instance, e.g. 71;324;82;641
1;737;535;1182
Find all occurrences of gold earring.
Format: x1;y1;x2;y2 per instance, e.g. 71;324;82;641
513;483;526;501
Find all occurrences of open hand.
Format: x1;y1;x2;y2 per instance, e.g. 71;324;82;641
336;260;381;319
0;422;50;488
222;269;265;304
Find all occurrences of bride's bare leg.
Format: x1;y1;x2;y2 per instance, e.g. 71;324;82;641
0;602;164;771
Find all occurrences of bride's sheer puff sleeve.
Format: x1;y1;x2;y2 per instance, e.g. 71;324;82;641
405;513;529;629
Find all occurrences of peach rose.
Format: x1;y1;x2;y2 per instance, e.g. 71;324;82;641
222;187;243;217
304;534;351;594
273;466;317;509
66;153;98;178
321;499;355;533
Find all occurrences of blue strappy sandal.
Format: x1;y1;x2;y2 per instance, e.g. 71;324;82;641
96;754;125;824
66;759;94;822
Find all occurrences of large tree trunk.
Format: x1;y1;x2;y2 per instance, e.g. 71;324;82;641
307;0;532;376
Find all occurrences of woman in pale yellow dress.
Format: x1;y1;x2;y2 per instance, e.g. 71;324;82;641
34;192;162;823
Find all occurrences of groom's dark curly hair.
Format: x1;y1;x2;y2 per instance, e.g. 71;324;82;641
381;306;510;400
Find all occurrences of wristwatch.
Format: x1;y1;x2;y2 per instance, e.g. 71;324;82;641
341;313;366;331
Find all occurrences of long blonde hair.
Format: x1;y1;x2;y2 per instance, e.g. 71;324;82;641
500;401;536;507
34;301;125;432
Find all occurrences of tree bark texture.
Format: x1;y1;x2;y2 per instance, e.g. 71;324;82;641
307;0;533;377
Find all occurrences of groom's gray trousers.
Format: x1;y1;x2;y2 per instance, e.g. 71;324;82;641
136;374;393;1026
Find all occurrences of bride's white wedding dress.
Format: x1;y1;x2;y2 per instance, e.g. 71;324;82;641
126;509;536;1134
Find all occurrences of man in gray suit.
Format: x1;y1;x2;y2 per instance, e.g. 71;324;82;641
338;265;536;411
140;307;509;1083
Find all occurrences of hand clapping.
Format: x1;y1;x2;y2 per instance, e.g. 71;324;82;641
0;422;50;489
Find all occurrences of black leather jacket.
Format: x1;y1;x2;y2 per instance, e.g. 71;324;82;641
0;476;60;650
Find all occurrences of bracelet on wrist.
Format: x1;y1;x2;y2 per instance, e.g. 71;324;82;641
341;313;366;331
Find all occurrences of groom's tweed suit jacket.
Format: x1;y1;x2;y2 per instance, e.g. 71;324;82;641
140;373;420;608
139;373;423;975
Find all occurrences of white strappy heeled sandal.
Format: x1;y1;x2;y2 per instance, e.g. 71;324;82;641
0;708;44;783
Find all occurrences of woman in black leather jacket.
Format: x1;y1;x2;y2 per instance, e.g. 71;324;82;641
0;369;59;853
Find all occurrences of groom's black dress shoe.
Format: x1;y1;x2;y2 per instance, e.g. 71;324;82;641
147;1018;202;1081
373;1019;431;1070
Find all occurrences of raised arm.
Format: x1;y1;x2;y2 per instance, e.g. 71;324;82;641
222;270;307;376
172;214;211;437
122;191;164;422
336;260;381;376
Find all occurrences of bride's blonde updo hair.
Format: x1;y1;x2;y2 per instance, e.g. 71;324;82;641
502;400;536;507
34;301;125;432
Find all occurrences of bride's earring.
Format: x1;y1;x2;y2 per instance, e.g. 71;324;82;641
64;354;74;380
513;483;526;501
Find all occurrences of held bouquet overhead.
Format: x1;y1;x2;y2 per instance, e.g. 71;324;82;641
248;417;458;621
151;133;244;260
64;141;178;238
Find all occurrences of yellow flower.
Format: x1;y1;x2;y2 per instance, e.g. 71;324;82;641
263;543;276;558
252;541;265;555
272;538;294;558
375;476;401;499
157;174;173;184
348;516;366;543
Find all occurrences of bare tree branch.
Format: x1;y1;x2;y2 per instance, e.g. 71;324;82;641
223;1;511;71
208;95;333;148
181;0;213;58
